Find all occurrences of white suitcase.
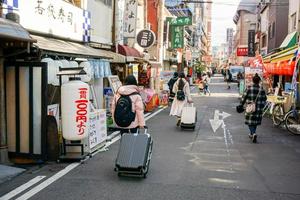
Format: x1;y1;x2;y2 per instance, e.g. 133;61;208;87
180;104;197;130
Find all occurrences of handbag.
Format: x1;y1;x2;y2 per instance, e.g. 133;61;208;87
245;88;261;114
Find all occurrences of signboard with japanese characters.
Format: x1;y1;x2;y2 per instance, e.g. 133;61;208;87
136;29;156;48
167;17;192;26
236;47;248;56
248;30;256;57
171;26;184;49
107;75;122;94
123;0;138;38
17;0;89;41
89;109;107;150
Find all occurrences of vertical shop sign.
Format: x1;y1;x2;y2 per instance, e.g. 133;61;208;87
248;30;256;57
116;0;125;45
123;0;138;38
171;26;184;49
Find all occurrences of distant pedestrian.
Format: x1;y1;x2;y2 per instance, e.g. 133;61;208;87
167;72;179;103
226;68;232;89
240;74;267;143
202;73;211;95
111;75;145;135
170;72;193;126
237;71;243;88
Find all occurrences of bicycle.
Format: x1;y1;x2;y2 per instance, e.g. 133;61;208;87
284;89;300;135
265;95;288;126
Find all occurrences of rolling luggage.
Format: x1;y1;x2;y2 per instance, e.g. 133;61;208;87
181;104;197;130
115;129;153;178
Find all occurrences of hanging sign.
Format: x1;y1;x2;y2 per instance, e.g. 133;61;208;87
136;29;156;48
107;75;122;94
248;30;256;57
123;0;138;38
237;47;248;56
167;16;192;26
171;26;184;49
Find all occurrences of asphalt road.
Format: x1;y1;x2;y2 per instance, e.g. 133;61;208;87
1;75;300;200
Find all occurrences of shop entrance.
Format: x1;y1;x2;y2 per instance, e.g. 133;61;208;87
4;61;48;161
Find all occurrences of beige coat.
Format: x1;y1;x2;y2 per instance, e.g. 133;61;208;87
169;78;192;117
111;85;146;128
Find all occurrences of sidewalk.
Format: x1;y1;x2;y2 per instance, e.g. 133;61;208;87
0;164;25;184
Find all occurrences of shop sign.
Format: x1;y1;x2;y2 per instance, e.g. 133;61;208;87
136;29;156;48
115;0;125;45
123;0;138;38
17;0;89;41
248;30;256;57
107;76;122;94
237;47;248;56
248;55;264;69
75;88;89;136
89;109;107;150
171;26;184;49
167;16;192;26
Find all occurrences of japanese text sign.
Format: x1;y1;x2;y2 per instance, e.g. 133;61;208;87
248;30;256;57
75;88;88;136
237;47;248;56
18;0;89;41
167;17;192;26
171;26;184;49
123;0;138;38
136;29;156;48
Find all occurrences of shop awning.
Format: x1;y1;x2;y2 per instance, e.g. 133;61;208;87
32;35;112;59
270;45;298;63
117;44;142;62
279;31;298;49
265;61;295;76
107;51;126;63
0;18;35;42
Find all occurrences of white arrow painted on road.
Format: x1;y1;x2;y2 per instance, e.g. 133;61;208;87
209;110;231;133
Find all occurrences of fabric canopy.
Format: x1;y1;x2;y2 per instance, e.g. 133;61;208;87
280;31;298;49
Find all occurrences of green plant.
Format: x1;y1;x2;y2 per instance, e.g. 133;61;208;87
194;61;206;74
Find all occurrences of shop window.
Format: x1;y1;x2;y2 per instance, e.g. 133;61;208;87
291;13;297;32
262;35;267;47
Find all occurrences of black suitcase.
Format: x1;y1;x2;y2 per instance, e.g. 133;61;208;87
115;130;153;178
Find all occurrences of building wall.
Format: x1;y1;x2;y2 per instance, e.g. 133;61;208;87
268;0;289;51
289;0;300;33
88;0;113;44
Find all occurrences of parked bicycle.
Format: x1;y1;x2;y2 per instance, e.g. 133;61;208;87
284;90;300;135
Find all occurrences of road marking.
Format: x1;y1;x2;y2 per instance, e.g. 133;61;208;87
209;110;231;133
145;108;165;121
0;176;46;200
15;163;79;200
8;107;166;200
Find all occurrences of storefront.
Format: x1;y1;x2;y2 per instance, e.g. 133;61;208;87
0;18;38;163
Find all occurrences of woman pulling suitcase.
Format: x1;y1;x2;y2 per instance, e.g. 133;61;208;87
169;72;193;126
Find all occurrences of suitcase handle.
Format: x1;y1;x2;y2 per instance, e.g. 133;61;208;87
136;126;148;134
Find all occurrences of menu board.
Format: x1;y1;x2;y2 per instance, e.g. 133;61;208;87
89;109;107;150
107;75;122;94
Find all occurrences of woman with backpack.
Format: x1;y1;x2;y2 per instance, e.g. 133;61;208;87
170;72;193;126
111;75;145;135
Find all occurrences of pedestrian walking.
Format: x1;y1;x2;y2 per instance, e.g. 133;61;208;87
237;71;243;88
240;74;267;143
170;72;193;126
111;75;145;135
167;72;178;103
202;73;211;95
226;68;232;89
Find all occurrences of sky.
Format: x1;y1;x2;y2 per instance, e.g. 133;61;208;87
211;0;241;47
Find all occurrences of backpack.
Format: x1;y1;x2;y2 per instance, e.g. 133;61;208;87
114;92;139;127
176;79;186;101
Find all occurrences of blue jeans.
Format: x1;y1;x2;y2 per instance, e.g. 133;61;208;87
248;125;257;135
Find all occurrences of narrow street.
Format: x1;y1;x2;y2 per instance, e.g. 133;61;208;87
1;75;300;200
